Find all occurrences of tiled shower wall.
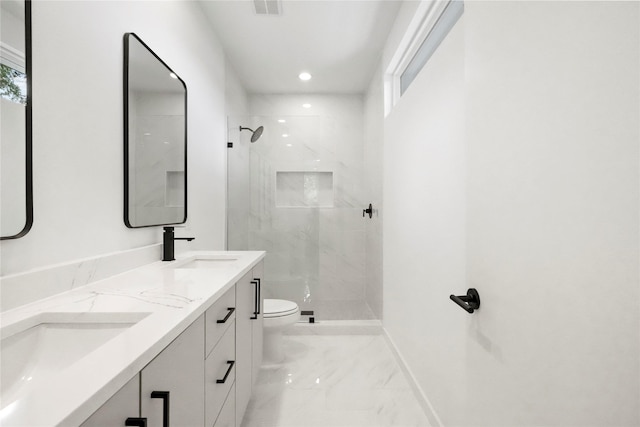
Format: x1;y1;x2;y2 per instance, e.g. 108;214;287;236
228;94;376;320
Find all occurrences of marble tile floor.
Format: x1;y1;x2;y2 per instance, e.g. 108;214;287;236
241;329;431;427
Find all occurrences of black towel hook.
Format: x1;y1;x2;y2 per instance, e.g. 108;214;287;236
450;288;480;313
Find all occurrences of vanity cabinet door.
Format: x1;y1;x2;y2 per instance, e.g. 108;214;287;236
235;270;253;425
80;374;140;427
235;261;265;426
205;321;236;427
251;262;264;385
141;315;205;426
214;383;236;427
206;285;236;357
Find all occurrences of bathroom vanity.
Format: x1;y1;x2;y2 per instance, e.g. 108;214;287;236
0;251;264;427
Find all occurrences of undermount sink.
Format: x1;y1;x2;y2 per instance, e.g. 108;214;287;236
0;312;149;409
175;256;239;269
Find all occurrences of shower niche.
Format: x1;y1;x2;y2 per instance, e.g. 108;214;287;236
275;171;333;208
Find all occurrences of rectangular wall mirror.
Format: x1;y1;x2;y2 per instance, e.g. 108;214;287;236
1;0;32;239
124;32;187;228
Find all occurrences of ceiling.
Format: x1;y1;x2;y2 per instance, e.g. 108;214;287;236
199;0;402;94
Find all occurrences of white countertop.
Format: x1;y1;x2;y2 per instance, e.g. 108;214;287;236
0;250;265;427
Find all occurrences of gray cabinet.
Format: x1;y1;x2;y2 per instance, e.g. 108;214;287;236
82;261;264;427
214;383;236;427
205;286;237;427
80;375;139;427
251;262;264;386
81;317;205;427
235;263;264;426
141;316;205;426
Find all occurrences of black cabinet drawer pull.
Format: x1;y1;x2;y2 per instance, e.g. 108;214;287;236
150;391;170;427
250;279;259;320
216;360;235;384
125;418;147;427
217;307;235;324
255;278;261;314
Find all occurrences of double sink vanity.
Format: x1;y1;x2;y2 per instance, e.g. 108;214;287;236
2;4;263;425
0;251;265;427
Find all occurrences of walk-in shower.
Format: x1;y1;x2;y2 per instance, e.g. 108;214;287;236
227;96;380;321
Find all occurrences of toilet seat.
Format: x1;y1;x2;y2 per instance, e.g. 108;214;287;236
264;299;299;318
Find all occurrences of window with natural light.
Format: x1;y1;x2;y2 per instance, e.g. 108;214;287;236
400;0;464;95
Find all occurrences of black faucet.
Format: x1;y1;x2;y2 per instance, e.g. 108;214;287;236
162;226;195;261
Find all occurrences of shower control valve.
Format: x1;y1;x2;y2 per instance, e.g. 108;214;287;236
363;203;373;219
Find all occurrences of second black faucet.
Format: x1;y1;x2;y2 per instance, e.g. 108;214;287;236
162;226;195;261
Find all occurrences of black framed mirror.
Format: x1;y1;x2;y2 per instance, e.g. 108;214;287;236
1;0;32;240
124;33;187;228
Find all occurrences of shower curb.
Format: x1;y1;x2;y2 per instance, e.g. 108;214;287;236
285;320;382;335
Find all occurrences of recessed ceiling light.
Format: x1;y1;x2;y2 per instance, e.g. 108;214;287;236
286;144;292;147
298;72;312;81
282;134;289;138
302;103;311;109
278;119;286;123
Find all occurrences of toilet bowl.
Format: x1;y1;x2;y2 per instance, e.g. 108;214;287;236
262;299;300;364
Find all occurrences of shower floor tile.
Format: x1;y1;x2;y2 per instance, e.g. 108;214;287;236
240;334;431;427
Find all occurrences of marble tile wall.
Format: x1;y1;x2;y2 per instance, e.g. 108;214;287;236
228;95;375;320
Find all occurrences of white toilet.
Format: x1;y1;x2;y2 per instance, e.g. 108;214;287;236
262;299;300;364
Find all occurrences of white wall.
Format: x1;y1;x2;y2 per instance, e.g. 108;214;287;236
383;1;639;426
383;13;467;426
0;1;235;277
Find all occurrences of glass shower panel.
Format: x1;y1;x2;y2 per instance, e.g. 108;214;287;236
227;114;373;320
227;117;251;251
228;116;321;316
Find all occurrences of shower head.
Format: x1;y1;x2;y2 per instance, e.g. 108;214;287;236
239;125;264;143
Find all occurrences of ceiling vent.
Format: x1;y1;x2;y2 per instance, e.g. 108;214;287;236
253;0;281;15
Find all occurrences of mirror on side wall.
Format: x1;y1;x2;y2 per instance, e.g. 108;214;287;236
1;0;32;239
124;33;187;228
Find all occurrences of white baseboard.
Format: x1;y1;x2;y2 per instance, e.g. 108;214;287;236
382;327;444;427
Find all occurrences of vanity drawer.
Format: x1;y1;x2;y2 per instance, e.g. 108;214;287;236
206;286;236;357
205;322;236;427
214;382;236;427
